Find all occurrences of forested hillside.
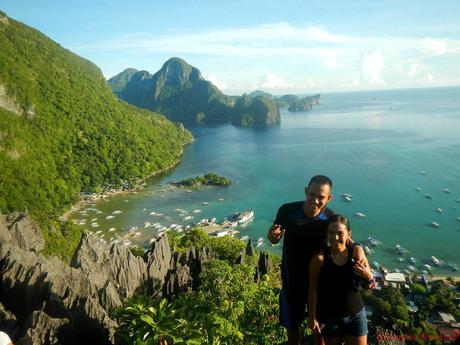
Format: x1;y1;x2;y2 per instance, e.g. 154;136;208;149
0;11;193;222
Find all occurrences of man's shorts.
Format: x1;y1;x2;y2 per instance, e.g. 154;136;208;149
319;306;368;338
279;289;306;329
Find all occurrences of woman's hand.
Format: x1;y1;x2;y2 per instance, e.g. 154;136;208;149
353;259;373;281
309;318;322;334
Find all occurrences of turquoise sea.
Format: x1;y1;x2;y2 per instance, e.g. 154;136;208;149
72;86;460;276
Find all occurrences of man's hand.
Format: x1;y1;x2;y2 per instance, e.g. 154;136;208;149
267;224;284;244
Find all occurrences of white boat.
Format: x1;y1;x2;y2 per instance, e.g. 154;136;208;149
423;264;432;271
431;256;441;266
112;210;123;214
355;212;366;218
183;215;193;221
419;171;427;175
342;193;352;198
408;265;417;272
443;188;450;193
436;208;443;213
410;257;416;264
430;221;440;228
218;198;225;202
108;227;116;232
343;195;352;202
415;187;422;191
235;211;254;224
367;237;382;246
395;244;409;255
372;261;379;269
201;202;209;205
398;257;404;262
364;246;374;255
425;194;433;199
105;215;115;219
193;209;202;213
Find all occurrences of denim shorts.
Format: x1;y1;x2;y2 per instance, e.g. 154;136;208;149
279;289;306;329
319;306;368;338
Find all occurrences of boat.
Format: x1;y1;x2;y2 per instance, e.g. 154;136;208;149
372;261;380;269
193;209;202;213
408;265;417;272
355;212;366;218
256;237;264;247
109;228;116;232
436;208;443;213
112;210;123;214
201;202;209;205
419;171;427;175
218;198;225;202
425;194;433;199
415;187;422;191
395;244;409;255
367;237;382;246
443;188;451;193
456;217;460;222
430;221;440;228
105;215;115;219
364;246;374;255
448;262;458;271
410;257;416;264
343;195;352;202
231;210;254;225
240;235;249;241
431;256;441;266
398;257;404;262
342;193;353;202
423;264;432;270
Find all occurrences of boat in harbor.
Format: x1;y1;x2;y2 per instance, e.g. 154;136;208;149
423;264;432;271
367;236;382;247
425;194;433;199
410;257;416;264
443;188;450;193
430;221;440;228
431;256;441;266
436;208;443;213
342;193;352;202
395;244;409;255
230;210;254;225
355;212;366;218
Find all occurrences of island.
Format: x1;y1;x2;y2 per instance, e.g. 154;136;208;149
170;173;231;187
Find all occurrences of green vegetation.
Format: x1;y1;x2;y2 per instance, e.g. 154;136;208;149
116;230;286;344
362;281;460;345
0;12;192;259
171;173;231;188
108;58;281;127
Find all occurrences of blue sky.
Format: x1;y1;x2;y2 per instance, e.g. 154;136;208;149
2;1;460;94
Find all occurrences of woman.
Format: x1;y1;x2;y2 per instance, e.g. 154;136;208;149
308;215;374;345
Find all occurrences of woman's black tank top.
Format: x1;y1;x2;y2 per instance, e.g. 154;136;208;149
317;244;364;320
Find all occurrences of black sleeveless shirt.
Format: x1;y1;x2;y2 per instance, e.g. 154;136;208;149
317;244;363;320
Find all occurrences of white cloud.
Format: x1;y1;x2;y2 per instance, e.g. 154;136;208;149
408;62;421;78
361;50;385;85
203;73;227;90
74;22;460;91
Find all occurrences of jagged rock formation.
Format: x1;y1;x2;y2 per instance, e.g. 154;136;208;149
108;58;280;127
0;213;210;344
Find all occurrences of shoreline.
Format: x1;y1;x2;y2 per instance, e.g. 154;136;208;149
59;159;182;222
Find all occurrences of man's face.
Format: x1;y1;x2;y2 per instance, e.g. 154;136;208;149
304;182;333;217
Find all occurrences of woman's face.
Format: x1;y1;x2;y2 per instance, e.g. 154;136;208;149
327;221;350;247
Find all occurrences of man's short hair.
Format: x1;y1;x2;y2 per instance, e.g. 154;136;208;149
307;175;333;189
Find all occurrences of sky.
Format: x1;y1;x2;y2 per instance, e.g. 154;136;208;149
2;0;460;94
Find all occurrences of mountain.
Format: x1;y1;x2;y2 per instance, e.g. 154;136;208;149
248;90;274;99
108;58;280;127
251;92;322;111
0;11;193;222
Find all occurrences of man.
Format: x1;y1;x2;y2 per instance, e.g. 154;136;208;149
267;175;334;345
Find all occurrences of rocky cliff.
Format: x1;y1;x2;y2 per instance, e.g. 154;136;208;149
108;58;280;127
0;213;210;344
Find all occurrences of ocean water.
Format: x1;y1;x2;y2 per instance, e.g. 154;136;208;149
73;86;460;276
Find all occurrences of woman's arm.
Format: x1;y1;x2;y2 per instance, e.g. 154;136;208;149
353;245;373;281
308;251;324;334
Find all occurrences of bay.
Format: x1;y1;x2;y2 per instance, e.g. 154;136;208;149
72;86;460;276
